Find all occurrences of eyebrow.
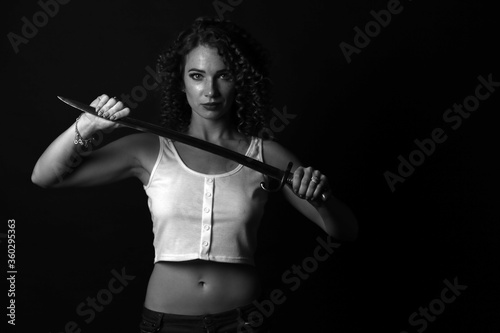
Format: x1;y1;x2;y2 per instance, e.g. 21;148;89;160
187;68;229;73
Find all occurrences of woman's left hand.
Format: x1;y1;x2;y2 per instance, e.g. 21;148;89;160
292;166;331;204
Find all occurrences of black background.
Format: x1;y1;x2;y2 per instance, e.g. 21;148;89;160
3;0;499;332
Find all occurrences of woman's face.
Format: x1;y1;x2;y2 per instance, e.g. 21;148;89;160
183;45;236;122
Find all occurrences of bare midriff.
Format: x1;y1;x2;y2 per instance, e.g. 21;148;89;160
144;260;261;315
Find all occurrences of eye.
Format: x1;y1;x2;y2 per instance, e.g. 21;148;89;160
219;73;233;81
189;73;203;80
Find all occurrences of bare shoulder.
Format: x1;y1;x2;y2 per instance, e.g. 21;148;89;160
111;133;160;178
121;132;159;147
123;133;159;162
262;139;302;169
112;132;158;156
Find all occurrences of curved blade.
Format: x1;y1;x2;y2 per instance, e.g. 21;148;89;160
57;96;287;182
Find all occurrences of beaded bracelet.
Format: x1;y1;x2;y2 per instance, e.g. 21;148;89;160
74;114;94;148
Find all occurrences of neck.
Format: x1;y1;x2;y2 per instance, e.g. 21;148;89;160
187;115;238;143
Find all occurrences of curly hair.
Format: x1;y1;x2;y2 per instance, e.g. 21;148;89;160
156;16;272;137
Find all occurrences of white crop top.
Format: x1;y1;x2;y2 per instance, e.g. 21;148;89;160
143;136;269;266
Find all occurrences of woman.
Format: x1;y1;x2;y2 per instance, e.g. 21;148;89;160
32;17;358;333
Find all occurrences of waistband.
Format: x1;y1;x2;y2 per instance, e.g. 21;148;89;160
141;302;263;332
142;302;256;322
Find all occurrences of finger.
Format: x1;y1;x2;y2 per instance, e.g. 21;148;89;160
305;171;321;200
99;97;120;118
313;175;331;201
89;96;102;108
292;167;304;194
311;174;328;200
102;100;124;118
109;106;131;121
296;167;313;199
105;101;125;119
95;94;110;113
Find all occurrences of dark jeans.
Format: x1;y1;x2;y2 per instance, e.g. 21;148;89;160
139;303;270;333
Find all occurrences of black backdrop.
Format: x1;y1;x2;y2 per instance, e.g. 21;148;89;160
3;0;499;332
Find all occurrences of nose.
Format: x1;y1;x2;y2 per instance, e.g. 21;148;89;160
204;79;219;98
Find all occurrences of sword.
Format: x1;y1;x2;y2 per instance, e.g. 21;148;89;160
58;96;326;199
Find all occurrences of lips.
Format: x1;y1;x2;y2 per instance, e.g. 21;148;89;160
201;102;222;110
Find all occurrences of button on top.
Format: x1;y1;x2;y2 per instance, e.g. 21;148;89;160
204;207;210;213
205;192;212;197
204;224;211;231
202;241;209;247
207;178;213;183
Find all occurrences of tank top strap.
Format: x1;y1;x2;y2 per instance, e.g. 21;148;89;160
247;136;263;161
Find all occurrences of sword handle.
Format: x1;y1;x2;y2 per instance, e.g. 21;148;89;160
260;162;293;193
260;162;330;202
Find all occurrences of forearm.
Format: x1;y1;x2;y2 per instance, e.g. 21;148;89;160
315;195;358;241
31;115;101;188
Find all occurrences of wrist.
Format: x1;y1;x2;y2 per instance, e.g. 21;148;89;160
74;114;97;147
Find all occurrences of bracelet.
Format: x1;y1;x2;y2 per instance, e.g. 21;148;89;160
74;114;95;148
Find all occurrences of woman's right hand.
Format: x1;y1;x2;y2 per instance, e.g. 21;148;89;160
32;94;134;188
81;94;131;132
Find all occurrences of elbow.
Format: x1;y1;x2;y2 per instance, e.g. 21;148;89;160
31;170;47;188
328;213;359;242
31;166;53;189
325;198;359;242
